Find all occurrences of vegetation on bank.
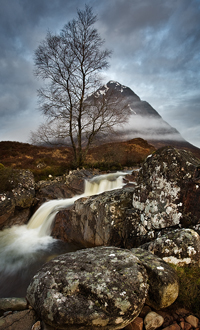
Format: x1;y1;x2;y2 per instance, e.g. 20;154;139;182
171;264;200;317
0;139;155;181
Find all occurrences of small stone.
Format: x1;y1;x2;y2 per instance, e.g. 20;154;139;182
175;308;190;317
162;323;181;330
32;321;41;330
185;315;199;328
144;311;164;330
184;322;192;330
179;321;184;329
125;317;143;330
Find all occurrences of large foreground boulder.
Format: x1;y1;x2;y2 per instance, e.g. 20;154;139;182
26;247;148;330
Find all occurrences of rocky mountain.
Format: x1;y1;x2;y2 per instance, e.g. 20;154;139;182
91;80;182;142
88;81;200;158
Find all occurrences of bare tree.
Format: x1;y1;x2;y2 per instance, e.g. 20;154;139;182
31;5;129;167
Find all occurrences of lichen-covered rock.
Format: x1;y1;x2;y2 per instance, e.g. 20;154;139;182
140;228;200;266
131;248;179;310
125;147;200;247
52;187;134;247
0;169;35;229
26;247;149;330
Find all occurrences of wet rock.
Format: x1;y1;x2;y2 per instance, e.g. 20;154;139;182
0;309;37;330
34;169;97;208
140;228;200;266
0;297;27;311
0;169;35;229
144;311;164;330
52;187;134;247
26;246;149;330
131;248;179;310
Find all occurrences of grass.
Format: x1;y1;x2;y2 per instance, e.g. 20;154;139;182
171;264;200;317
0;139;155;181
0;166;20;193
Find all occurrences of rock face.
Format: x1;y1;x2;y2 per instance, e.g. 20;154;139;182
131;248;179;310
35;169;96;207
52;187;134;247
131;147;200;242
141;228;200;266
0;169;35;229
26;246;149;330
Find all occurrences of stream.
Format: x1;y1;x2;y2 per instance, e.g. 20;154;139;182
0;171;128;297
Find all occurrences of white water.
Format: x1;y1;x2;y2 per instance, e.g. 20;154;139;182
0;172;127;297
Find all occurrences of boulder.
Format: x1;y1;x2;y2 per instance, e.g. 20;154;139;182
128;147;200;246
131;248;179;310
52;187;134;247
140;228;200;266
0;169;35;229
26;246;149;330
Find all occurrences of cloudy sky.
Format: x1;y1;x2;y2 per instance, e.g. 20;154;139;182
0;0;200;147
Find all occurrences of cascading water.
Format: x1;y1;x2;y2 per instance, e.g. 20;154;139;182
0;171;127;297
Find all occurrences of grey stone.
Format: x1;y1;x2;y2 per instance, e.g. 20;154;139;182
140;228;200;266
27;246;149;330
144;311;164;330
52;187;134;247
131;248;179;310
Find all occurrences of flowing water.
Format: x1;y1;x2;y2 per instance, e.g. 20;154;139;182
0;171;128;297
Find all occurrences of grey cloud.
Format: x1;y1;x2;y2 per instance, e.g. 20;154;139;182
0;0;199;147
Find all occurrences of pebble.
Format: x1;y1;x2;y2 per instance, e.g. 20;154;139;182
124;305;200;330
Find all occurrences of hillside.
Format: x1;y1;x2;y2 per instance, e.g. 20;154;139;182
0;138;155;180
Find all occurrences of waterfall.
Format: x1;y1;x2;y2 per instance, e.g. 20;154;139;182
0;171;127;297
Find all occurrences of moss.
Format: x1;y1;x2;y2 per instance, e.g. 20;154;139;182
170;264;200;316
0;167;20;193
